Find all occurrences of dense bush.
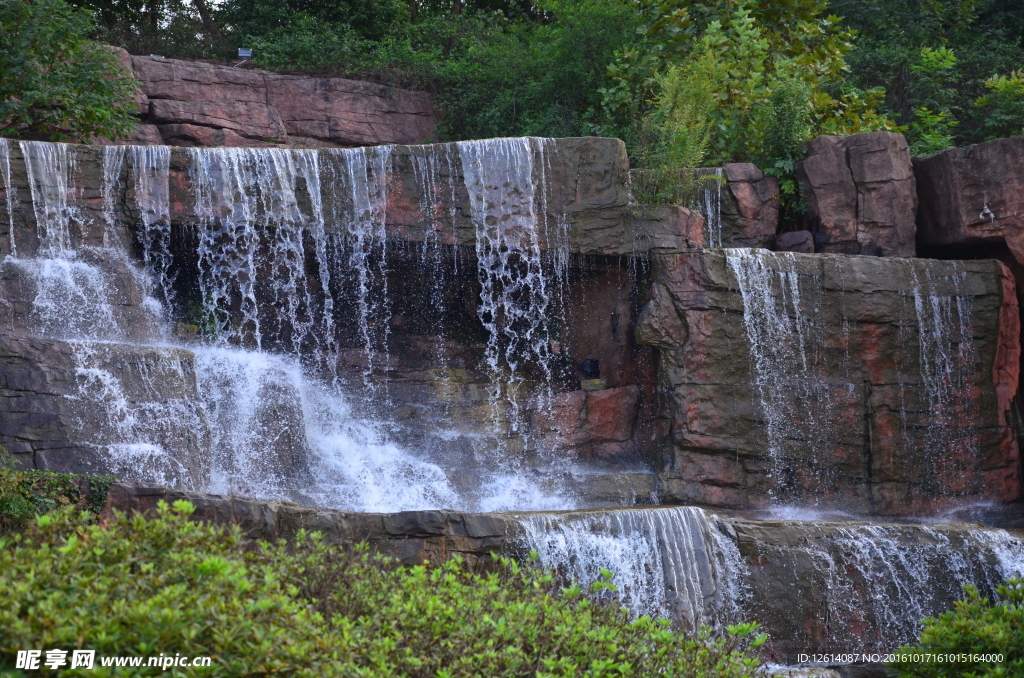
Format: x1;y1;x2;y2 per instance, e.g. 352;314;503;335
0;0;138;141
0;501;767;677
890;579;1024;678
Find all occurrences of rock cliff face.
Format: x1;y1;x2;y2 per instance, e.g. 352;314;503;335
106;49;437;148
797;132;917;257
1;136;1020;516
635;249;1021;514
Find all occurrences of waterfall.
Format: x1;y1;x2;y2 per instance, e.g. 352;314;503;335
725;250;982;504
786;522;1024;652
1;138;16;256
516;506;747;628
725;249;837;500
457;137;559;432
906;260;979;462
101;146;127;246
195;346;462;512
327;145;393;391
21;141;78;255
699;168;723;247
129;146;173;306
189;147;334;358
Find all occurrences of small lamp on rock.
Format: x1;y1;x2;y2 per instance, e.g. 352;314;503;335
238;48;253;61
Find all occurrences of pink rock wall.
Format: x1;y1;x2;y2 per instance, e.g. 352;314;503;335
105;48;437;148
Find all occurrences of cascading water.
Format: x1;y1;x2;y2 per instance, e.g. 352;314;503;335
21;141;78;255
129;146;174;305
775;521;1024;652
326;145;393;392
458;138;557;430
905;260;979;463
516;506;747;629
1;138;16;256
699;168;723;247
725;248;841;501
726;249;982;505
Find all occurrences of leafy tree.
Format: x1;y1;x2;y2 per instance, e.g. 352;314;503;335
69;0;225;59
602;0;890;168
890;578;1024;678
0;0;138;141
830;0;1024;147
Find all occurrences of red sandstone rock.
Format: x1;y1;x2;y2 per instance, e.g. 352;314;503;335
265;75;436;147
529;385;639;457
721;163;780;247
914;136;1024;263
149;99;288;142
797;132;917;256
120;54;437;148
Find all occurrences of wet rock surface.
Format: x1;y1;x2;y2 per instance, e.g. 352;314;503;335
636;249;1021;514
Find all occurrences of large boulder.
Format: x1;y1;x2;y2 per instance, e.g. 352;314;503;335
797;132;917;257
635;249;1021;515
914;136;1024;262
104;54;438;148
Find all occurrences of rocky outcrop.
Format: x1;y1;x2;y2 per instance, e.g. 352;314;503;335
635;249;1021;515
797;132;917;257
107;49;437;148
914;136;1024;262
719;163;780;248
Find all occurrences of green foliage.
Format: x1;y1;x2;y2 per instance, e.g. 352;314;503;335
832;0;1024;147
975;70;1024;141
240;0;642;141
600;0;890;218
631;45;722;204
0;452;112;533
889;578;1024;678
0;0;138;141
1;502;767;677
69;0;225;59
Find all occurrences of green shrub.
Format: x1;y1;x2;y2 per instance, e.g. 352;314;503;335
0;0;138;141
890;578;1024;678
1;501;767;677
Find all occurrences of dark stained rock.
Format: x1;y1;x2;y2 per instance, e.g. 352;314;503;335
775;230;815;253
797;132;917;257
914;136;1024;263
635;249;1021;515
0;337;211;488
